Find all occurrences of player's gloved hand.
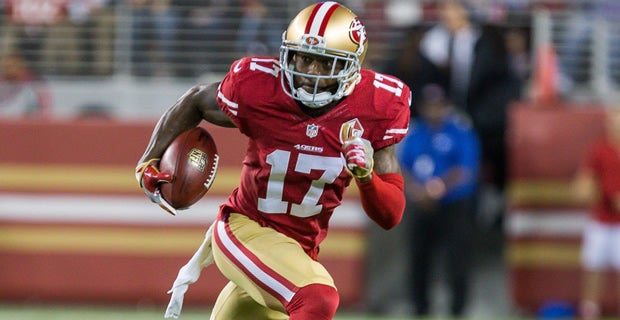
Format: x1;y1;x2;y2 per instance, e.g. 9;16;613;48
164;223;215;319
135;159;177;215
342;137;374;180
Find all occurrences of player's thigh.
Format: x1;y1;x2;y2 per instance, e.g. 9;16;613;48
581;220;612;270
210;281;288;320
212;212;335;312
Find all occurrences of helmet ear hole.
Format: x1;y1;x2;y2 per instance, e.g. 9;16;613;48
286;50;297;64
279;1;367;108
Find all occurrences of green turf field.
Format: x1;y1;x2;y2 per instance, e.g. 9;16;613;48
0;304;411;320
0;304;543;320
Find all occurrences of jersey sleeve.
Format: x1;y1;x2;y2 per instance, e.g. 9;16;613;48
216;58;248;132
370;74;412;150
216;56;281;137
582;141;602;176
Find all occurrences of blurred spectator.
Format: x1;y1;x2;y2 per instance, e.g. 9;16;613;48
235;0;267;55
384;0;422;29
380;25;427;117
504;26;530;82
235;0;287;57
0;51;52;118
174;0;231;77
398;83;480;318
572;108;620;320
2;0;113;76
66;0;112;75
465;0;508;24
415;0;522;227
130;0;180;77
4;0;68;74
557;0;620;89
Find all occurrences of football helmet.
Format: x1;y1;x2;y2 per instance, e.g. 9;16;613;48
280;1;368;108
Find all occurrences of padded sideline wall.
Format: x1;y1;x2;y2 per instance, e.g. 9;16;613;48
0;119;367;308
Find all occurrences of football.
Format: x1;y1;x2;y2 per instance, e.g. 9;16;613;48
159;126;219;210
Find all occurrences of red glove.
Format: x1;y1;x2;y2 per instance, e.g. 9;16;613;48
135;159;176;215
342;137;374;180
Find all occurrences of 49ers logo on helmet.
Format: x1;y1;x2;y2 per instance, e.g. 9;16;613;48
305;36;320;46
349;17;367;45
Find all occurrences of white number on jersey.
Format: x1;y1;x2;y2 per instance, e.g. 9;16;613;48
258;150;343;218
249;58;280;77
373;73;404;97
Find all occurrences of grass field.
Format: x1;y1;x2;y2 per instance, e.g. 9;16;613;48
0;304;412;320
0;304;551;320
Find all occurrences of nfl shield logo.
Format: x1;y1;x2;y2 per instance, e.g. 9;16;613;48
306;124;319;138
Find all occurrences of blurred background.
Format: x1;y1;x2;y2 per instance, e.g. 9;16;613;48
1;0;619;319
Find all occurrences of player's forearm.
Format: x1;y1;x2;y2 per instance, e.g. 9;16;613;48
571;169;596;206
139;87;205;163
357;173;406;230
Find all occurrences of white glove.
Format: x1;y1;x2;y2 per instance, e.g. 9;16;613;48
342;137;374;179
164;222;215;319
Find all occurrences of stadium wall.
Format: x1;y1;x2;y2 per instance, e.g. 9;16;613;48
505;102;617;315
1;101;614;314
0;119;368;309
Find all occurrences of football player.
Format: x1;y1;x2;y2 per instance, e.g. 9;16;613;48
573;108;620;320
135;2;411;319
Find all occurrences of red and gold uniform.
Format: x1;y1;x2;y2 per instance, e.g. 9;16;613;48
138;2;412;319
581;138;620;272
210;56;410;317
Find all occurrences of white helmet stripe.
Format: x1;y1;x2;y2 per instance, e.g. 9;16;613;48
306;1;339;36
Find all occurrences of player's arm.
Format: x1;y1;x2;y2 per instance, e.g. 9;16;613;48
373;144;401;176
138;82;234;164
571;166;597;207
344;141;406;230
136;82;235;213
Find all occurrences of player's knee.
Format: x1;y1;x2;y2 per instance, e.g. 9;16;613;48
286;284;339;319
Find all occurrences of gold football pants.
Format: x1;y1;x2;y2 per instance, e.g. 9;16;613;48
210;213;336;320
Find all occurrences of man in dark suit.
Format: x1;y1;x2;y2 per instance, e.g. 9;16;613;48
415;0;522;226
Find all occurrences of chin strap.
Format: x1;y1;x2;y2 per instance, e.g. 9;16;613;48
164;222;215;319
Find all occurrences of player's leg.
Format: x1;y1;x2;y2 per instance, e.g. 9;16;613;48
444;198;475;317
209;281;288;320
410;203;436;316
580;220;609;320
211;212;339;320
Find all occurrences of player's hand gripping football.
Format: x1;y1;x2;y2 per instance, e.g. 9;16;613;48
135;159;177;215
342;137;374;180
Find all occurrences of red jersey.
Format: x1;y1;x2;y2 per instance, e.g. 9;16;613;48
215;56;411;257
6;0;68;25
584;138;620;223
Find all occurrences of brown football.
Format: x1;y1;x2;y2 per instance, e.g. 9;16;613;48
159;126;219;210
